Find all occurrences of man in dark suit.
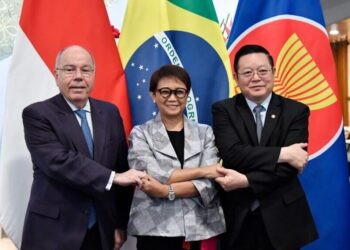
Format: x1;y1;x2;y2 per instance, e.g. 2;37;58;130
212;44;318;250
21;45;146;250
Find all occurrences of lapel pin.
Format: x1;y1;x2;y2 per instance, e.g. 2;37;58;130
271;114;276;119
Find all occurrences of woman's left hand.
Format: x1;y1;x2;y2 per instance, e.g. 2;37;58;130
140;175;168;198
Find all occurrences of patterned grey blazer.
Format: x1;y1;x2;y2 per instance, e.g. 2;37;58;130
127;114;226;241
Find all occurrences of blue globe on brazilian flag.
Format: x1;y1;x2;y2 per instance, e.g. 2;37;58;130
119;0;233;126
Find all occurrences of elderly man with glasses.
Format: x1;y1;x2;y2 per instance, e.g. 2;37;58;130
21;45;146;250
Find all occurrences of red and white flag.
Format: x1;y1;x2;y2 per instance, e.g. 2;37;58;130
0;0;131;247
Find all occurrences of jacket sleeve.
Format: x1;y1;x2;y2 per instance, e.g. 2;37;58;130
191;125;220;207
112;107;134;230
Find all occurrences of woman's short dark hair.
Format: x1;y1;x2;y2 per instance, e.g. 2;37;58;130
149;65;191;92
233;44;274;74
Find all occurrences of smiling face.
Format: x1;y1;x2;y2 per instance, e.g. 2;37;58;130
234;52;275;103
54;46;95;108
151;76;188;120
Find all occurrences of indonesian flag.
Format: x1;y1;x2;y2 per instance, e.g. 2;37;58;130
0;0;131;247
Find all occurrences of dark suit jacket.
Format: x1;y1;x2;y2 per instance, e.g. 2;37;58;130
21;94;133;250
212;93;318;250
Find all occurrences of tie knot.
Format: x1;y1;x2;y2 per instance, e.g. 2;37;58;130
75;109;87;119
254;105;263;114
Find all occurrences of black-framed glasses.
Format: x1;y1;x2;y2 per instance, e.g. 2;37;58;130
238;67;272;79
157;87;189;99
56;65;95;78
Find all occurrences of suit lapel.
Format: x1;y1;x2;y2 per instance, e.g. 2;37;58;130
183;117;201;161
236;95;259;145
260;93;281;146
151;115;202;161
90;99;106;162
151;114;178;159
53;94;91;158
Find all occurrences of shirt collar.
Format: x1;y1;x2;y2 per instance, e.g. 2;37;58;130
63;97;91;113
245;93;272;112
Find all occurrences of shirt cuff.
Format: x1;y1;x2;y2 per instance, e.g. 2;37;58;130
106;171;115;190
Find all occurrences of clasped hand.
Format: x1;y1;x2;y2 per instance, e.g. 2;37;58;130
113;169;147;187
139;175;167;198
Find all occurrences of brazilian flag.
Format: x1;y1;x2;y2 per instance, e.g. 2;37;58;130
119;0;233;126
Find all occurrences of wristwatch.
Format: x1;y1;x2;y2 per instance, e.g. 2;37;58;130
168;184;176;201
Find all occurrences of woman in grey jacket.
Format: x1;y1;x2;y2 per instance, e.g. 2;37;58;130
127;65;226;250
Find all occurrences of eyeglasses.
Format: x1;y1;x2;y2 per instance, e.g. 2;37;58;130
157;87;189;99
56;66;95;78
238;67;272;79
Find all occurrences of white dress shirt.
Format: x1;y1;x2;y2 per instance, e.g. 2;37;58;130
64;98;115;190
